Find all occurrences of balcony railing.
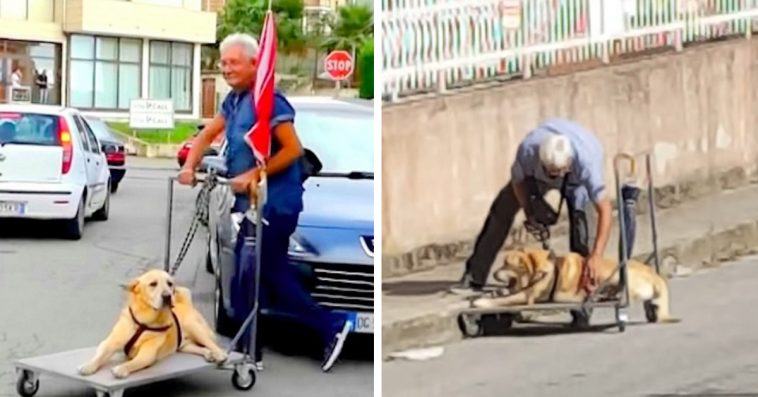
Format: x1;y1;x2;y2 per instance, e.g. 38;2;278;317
382;0;758;101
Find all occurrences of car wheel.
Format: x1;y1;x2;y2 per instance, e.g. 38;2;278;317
93;182;110;221
63;194;85;240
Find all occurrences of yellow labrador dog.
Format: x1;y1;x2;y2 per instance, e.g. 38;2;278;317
78;269;228;378
472;248;677;323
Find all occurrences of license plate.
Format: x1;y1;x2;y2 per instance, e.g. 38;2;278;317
349;312;373;333
0;201;25;215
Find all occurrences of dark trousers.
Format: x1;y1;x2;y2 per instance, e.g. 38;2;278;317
234;211;342;360
465;180;593;286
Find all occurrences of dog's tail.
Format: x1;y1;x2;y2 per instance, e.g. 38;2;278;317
652;275;680;323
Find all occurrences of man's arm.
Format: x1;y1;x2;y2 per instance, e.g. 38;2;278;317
230;121;303;192
591;197;612;257
178;114;225;184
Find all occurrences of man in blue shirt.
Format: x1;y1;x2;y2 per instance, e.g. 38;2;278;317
178;33;350;372
450;119;613;325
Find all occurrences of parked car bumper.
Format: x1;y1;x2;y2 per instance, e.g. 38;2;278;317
0;182;84;219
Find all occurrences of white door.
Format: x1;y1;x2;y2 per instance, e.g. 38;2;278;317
72;115;105;212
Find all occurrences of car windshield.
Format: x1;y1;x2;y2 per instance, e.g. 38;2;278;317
84;117;114;141
0;112;59;146
295;107;373;175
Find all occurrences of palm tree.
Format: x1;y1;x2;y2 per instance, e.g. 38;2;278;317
217;0;307;56
321;4;373;60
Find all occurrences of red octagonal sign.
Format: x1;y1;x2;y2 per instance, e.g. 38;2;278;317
324;50;354;81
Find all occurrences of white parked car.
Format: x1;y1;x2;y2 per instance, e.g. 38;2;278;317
0;104;111;239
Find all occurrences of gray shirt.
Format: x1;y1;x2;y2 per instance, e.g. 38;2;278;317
511;118;606;206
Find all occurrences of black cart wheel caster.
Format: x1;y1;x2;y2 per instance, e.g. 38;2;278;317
457;313;483;338
480;313;514;335
644;300;658;323
16;370;39;397
232;366;256;390
570;308;593;329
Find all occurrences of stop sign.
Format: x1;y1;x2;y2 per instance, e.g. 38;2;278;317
324;50;354;81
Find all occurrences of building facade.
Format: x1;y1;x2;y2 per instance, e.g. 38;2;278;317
0;0;216;120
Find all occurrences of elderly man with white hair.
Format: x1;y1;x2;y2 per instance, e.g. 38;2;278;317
177;33;351;372
450;118;612;326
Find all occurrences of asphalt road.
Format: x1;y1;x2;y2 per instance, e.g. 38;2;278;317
0;159;372;397
383;255;758;397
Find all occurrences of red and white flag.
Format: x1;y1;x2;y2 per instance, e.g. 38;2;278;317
244;10;277;165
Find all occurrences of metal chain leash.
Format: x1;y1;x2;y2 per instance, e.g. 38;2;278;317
168;176;218;276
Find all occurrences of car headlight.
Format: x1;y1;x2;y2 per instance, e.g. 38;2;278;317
288;234;316;257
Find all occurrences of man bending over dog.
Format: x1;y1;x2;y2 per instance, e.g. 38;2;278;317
450;118;613;324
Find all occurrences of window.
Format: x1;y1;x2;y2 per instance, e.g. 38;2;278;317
0;39;62;104
149;41;192;112
81;119;101;154
69;35;142;110
0;0;54;22
71;116;90;152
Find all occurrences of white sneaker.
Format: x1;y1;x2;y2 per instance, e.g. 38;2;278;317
321;319;352;372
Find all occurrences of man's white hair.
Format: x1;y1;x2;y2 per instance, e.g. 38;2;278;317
539;134;574;170
220;33;259;59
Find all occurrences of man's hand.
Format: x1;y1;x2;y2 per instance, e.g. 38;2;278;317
230;168;261;194
177;168;196;186
586;253;602;284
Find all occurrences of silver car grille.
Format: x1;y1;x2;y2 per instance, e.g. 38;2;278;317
308;263;373;311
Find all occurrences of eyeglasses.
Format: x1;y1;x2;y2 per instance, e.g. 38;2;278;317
217;59;244;69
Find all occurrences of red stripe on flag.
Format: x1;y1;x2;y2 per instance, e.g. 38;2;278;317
244;10;277;165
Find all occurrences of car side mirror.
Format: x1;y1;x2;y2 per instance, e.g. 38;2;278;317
301;148;322;180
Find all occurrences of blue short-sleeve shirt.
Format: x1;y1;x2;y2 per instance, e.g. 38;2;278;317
220;89;304;216
511;118;606;208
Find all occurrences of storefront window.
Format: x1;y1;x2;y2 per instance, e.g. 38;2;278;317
149;41;192;112
69;35;142;110
0;39;61;105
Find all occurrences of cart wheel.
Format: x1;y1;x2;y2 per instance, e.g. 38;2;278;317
457;313;483;338
615;308;628;333
16;370;39;397
232;367;256;390
643;300;658;323
480;314;514;335
570;308;592;328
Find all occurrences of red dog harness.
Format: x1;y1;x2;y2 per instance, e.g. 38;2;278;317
124;307;182;357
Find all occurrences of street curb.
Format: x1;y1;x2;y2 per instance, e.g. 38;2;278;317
382;218;758;359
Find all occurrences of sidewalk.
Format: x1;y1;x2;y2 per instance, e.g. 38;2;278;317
382;183;758;356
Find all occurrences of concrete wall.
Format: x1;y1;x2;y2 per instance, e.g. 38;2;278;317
382;38;758;273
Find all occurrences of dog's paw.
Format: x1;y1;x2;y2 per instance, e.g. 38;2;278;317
471;298;497;308
111;365;130;379
78;362;98;376
210;350;228;363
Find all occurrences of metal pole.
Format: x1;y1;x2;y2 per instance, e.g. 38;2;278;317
614;157;631;309
646;154;661;274
250;176;266;359
164;177;174;272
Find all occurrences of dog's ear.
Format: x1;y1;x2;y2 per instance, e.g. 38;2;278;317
122;278;139;293
524;249;549;275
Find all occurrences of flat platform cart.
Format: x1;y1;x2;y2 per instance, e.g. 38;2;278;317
13;172;265;396
458;153;663;337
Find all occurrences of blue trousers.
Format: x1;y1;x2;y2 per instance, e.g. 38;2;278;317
232;209;343;359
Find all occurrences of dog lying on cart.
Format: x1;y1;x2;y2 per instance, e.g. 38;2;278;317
458;153;680;337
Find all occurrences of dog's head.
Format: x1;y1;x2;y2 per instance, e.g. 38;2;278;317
126;269;176;311
494;248;553;290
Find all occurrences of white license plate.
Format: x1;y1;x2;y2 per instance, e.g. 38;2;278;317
0;201;25;215
351;312;373;333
